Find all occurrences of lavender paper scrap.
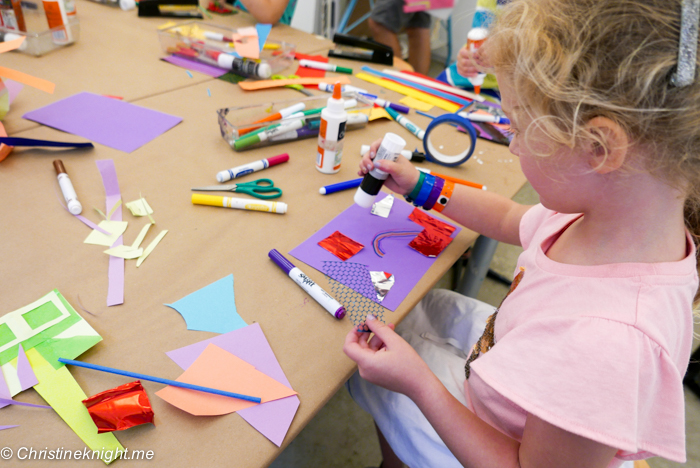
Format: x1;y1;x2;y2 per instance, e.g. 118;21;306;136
22;92;182;153
166;323;299;447
162;55;228;78
290;193;460;311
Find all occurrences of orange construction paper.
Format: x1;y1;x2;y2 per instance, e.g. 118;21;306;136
155;344;297;416
0;66;55;94
0;121;13;162
238;76;351;91
0;37;25;54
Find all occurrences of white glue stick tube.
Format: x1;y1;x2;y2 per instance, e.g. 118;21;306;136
354;133;406;208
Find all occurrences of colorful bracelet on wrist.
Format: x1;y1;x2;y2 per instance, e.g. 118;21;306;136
413;174;436;207
423;177;445;211
406;171;426;203
433;180;455;213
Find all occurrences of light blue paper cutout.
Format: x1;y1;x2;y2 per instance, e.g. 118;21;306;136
165;274;247;334
256;24;272;51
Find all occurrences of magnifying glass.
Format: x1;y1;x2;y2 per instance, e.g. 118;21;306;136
423;113;477;167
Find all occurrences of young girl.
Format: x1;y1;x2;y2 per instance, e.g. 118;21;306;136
343;0;700;467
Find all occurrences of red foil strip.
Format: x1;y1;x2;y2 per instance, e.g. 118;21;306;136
82;381;155;433
408;228;453;257
408;208;456;237
318;230;364;261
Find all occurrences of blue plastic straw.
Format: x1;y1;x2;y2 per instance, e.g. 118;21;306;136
58;358;261;403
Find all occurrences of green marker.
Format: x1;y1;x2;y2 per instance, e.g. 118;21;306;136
298;59;353;75
234;119;306;150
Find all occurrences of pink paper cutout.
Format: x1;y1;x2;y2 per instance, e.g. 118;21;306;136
232;27;260;59
96;160;124;307
16;344;38;391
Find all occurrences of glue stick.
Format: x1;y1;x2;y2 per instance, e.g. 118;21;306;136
354;133;406;208
316;82;347;174
42;0;73;44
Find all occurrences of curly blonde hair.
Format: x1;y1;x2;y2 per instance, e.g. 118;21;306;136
482;0;700;303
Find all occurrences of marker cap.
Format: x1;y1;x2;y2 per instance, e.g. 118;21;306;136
267;153;290;166
335;66;353;74
119;0;136;10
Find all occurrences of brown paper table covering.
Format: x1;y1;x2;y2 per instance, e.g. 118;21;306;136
0;7;526;466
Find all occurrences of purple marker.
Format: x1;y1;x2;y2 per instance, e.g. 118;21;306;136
359;93;411;114
268;249;346;319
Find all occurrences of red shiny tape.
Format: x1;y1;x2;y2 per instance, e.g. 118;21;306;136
408;208;456;237
318;230;364;261
82;381;155;433
408;228;453;257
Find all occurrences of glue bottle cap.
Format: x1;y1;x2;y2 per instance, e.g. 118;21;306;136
258;62;272;79
326;82;345;113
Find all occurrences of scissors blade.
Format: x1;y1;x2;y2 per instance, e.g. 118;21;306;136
191;185;237;192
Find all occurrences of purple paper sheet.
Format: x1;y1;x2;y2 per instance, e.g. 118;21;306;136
96;160;124;307
166;323;299;447
161;55;228;78
289;193;461;311
22;92;182;153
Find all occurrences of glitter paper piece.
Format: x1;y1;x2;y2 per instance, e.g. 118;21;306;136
408;228;453;257
372;230;422;257
671;0;699;87
318;231;364;261
371;194;394;218
323;261;377;303
408;208;456;237
326;277;387;332
82;381;154;433
369;271;395;302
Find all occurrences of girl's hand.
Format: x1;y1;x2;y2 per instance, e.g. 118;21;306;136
358;140;420;195
457;46;480;77
343;315;432;399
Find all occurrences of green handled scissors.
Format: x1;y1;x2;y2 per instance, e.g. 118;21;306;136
191;178;282;199
271;74;314;96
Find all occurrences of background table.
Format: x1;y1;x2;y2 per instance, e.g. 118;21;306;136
0;3;527;466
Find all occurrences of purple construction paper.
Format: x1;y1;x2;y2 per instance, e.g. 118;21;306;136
166;323;299;447
161;55;228;78
97;160;124;307
16;345;38;391
289;193;460;311
0;366;10;410
0;425;19;431
0;398;51;409
22;92;182;153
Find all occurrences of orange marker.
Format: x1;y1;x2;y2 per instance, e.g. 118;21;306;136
238;102;306;137
417;168;485;190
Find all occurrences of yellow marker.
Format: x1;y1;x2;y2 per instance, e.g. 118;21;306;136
192;194;287;214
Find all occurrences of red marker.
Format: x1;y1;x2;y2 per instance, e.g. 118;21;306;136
216;153;289;182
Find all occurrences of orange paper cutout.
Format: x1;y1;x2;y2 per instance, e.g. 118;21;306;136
231;26;259;59
155;344;297;416
0;66;55;94
0;121;13;162
239;76;351;91
0;37;25;54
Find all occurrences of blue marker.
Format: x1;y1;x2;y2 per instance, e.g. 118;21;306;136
319;177;363;195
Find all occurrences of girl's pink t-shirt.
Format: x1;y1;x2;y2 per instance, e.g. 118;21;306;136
465;204;698;464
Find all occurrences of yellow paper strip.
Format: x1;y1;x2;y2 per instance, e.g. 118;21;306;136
0;66;55;94
400;96;434;112
0;37;26;54
369;107;391;121
136;229;168;267
131;223;152;249
239;76;351;91
104;245;143;259
26;349;124;464
355;73;459;113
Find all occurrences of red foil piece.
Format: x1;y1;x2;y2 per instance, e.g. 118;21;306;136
82;381;155;433
318;231;364;261
408;228;453;257
408;208;456;237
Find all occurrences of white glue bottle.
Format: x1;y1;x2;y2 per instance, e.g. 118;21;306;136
316;83;347;174
354;133;406;208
